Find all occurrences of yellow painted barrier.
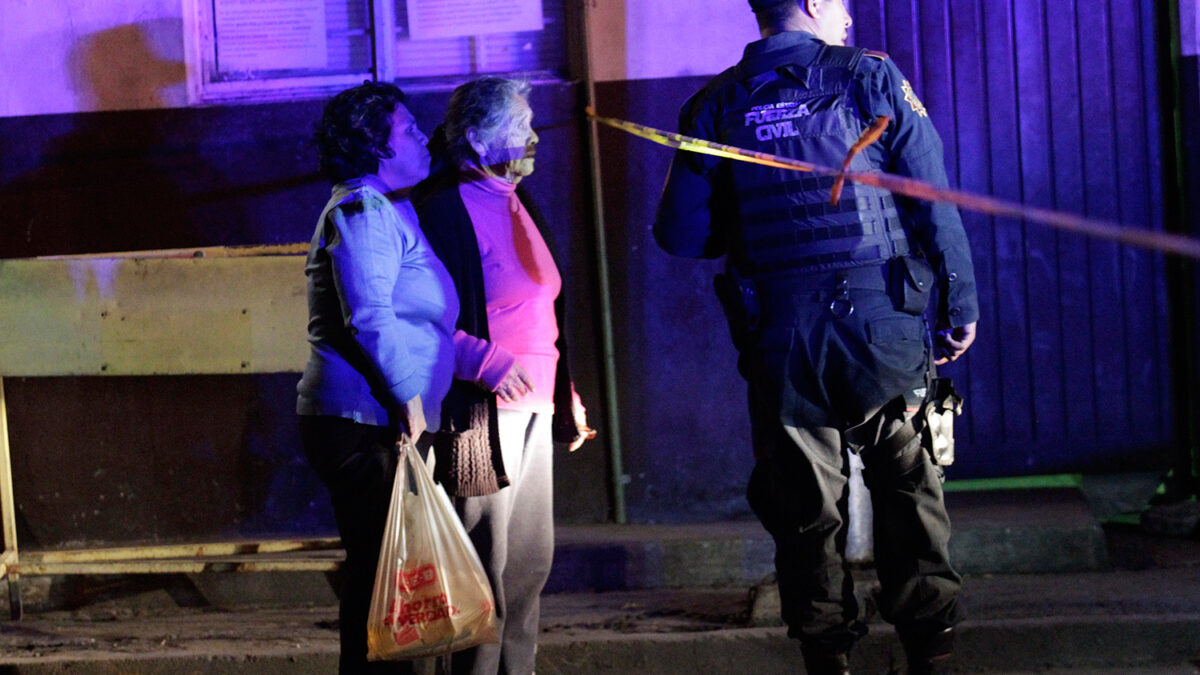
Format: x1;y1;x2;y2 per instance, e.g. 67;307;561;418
0;244;329;621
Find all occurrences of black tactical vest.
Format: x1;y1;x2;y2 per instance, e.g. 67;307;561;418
710;45;909;278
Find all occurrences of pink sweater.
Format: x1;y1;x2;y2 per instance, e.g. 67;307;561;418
454;173;561;413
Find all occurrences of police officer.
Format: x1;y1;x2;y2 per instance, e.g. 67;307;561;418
654;1;979;673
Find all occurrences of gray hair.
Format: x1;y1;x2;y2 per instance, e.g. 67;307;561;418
442;77;532;166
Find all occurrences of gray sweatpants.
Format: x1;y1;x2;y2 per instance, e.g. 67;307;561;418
449;410;554;675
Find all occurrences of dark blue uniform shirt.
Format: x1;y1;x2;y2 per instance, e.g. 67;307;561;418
654;30;979;328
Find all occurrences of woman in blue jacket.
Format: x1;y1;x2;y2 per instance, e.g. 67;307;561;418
297;81;457;675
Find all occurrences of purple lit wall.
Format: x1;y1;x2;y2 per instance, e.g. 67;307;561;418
0;0;1186;542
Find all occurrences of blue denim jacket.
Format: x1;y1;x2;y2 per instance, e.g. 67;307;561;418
297;177;458;429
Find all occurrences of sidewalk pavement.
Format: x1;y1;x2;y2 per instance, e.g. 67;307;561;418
0;489;1198;673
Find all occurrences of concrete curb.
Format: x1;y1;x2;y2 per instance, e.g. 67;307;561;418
1;489;1107;615
4;614;1198;674
547;489;1107;593
0;651;340;675
536;614;1200;674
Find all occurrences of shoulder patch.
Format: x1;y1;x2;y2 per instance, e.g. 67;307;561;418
865;49;888;61
900;79;929;118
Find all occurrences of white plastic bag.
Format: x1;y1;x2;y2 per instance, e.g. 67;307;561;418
366;443;498;660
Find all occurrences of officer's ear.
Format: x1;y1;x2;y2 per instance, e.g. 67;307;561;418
803;0;822;20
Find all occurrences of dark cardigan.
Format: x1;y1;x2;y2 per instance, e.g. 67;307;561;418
414;172;579;497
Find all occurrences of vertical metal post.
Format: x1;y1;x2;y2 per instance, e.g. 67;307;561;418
0;377;23;619
1161;0;1200;499
579;0;627;523
371;0;398;82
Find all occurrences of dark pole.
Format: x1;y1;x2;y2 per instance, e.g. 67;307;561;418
1158;0;1199;500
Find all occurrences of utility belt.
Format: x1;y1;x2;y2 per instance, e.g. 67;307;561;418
756;263;886;322
754;262;962;471
716;258;963;471
722;255;935;329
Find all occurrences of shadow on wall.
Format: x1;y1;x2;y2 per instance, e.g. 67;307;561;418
0;22;332;549
69;20;186;112
1;21;208;257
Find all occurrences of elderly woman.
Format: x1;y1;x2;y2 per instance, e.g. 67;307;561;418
297;81;455;674
414;77;593;675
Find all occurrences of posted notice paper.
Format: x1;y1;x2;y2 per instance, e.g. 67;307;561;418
407;0;543;40
215;0;328;71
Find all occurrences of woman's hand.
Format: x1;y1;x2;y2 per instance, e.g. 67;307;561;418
569;424;597;452
494;363;535;403
397;394;426;445
569;395;596;452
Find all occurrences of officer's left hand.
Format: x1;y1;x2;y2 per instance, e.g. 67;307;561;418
934;321;977;365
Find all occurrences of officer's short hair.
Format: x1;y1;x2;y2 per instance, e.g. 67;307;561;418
748;0;794;9
752;0;800;28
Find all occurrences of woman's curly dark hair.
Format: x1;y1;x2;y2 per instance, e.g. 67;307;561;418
441;77;531;167
315;81;408;184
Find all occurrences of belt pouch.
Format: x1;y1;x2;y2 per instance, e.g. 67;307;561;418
924;377;964;466
889;256;935;315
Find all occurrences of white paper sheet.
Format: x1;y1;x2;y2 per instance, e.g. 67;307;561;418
407;0;543;41
214;0;328;71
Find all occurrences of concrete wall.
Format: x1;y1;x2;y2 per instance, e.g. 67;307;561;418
2;0;764;117
1183;0;1198;55
0;0;188;117
586;1;758;82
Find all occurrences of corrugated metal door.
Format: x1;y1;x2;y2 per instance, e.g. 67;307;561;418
848;0;1174;475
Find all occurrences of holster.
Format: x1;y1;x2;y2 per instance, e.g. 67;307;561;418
889;255;935;315
713;268;761;351
922;377;964;466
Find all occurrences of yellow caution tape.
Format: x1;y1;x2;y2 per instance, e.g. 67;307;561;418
586;108;1200;260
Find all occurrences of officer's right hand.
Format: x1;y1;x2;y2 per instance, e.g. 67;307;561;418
934;321;977;365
